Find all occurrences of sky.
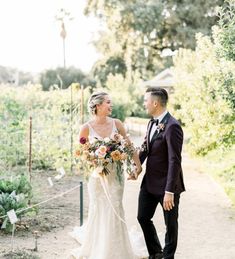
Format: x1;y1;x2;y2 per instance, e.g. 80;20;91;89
0;0;101;73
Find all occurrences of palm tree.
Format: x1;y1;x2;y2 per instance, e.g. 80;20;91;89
55;8;73;68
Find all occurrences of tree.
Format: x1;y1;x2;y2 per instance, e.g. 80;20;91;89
92;56;127;86
214;0;235;110
0;66;34;85
216;0;235;61
172;33;234;155
85;0;224;83
40;67;96;91
55;8;74;68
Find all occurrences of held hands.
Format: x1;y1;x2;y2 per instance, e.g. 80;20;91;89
163;192;175;211
127;165;142;180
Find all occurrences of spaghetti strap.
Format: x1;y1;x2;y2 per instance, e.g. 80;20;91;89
112;119;118;135
87;122;97;138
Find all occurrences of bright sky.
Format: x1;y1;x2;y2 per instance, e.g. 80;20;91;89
0;0;101;73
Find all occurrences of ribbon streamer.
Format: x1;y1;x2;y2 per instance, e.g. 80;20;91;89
99;175;127;225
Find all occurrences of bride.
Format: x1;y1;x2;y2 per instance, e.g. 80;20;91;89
69;92;144;259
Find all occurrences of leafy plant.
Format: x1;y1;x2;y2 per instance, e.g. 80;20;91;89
0;175;32;232
0;192;27;231
0;174;32;198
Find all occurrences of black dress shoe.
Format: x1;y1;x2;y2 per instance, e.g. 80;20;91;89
148;253;163;259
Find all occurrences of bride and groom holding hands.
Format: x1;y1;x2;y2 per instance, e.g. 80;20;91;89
70;87;185;259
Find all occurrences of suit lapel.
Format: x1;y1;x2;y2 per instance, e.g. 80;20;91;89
150;112;171;145
146;120;153;153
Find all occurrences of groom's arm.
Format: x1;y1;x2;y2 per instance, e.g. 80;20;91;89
139;136;148;164
165;123;183;193
139;120;152;164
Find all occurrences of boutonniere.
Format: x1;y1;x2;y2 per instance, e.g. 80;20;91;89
156;123;165;133
139;142;147;152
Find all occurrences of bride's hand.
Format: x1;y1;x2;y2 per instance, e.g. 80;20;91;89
127;165;142;180
135;165;142;178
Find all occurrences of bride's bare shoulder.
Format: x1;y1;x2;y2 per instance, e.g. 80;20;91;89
113;118;123;127
79;122;90;136
81;119;94;128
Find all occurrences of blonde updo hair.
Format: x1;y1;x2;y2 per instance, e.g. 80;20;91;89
88;92;108;115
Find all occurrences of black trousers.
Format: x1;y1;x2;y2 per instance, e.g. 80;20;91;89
137;187;180;259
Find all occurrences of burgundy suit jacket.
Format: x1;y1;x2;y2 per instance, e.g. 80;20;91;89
139;112;185;195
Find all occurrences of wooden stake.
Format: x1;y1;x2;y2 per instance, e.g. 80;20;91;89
28;117;32;183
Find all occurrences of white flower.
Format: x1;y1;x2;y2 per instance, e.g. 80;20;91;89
103;137;110;143
88;136;98;144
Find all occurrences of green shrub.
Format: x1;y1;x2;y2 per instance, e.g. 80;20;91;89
172;33;234;156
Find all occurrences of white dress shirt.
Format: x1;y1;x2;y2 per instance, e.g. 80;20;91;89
149;110;168;141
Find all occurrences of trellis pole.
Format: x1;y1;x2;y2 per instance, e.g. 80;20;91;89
70;85;74;174
28;116;32;183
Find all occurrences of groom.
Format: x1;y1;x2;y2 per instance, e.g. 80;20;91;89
136;87;185;259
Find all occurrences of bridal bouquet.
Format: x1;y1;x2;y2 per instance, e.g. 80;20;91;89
75;133;135;182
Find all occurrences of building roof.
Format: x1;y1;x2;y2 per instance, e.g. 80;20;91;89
141;68;174;88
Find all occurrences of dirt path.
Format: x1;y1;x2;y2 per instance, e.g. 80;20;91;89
124;152;235;259
175;153;235;259
0;135;235;259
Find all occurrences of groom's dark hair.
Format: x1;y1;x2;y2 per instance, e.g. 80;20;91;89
146;87;168;107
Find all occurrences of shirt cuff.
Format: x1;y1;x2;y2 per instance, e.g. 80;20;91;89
165;191;174;195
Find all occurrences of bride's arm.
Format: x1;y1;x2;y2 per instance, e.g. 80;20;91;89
114;119;142;177
78;124;89;141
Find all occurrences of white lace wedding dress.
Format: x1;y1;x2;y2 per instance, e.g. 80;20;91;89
68;120;148;259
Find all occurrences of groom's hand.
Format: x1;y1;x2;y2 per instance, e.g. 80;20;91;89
163;193;174;211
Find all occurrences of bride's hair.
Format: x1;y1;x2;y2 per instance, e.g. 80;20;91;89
88;92;108;115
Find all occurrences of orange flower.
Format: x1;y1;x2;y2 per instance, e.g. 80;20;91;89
111;150;122;161
120;153;127;160
82;150;89;159
83;143;90;150
75;150;81;157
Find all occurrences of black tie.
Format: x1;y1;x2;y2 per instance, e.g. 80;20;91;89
150;118;159;126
